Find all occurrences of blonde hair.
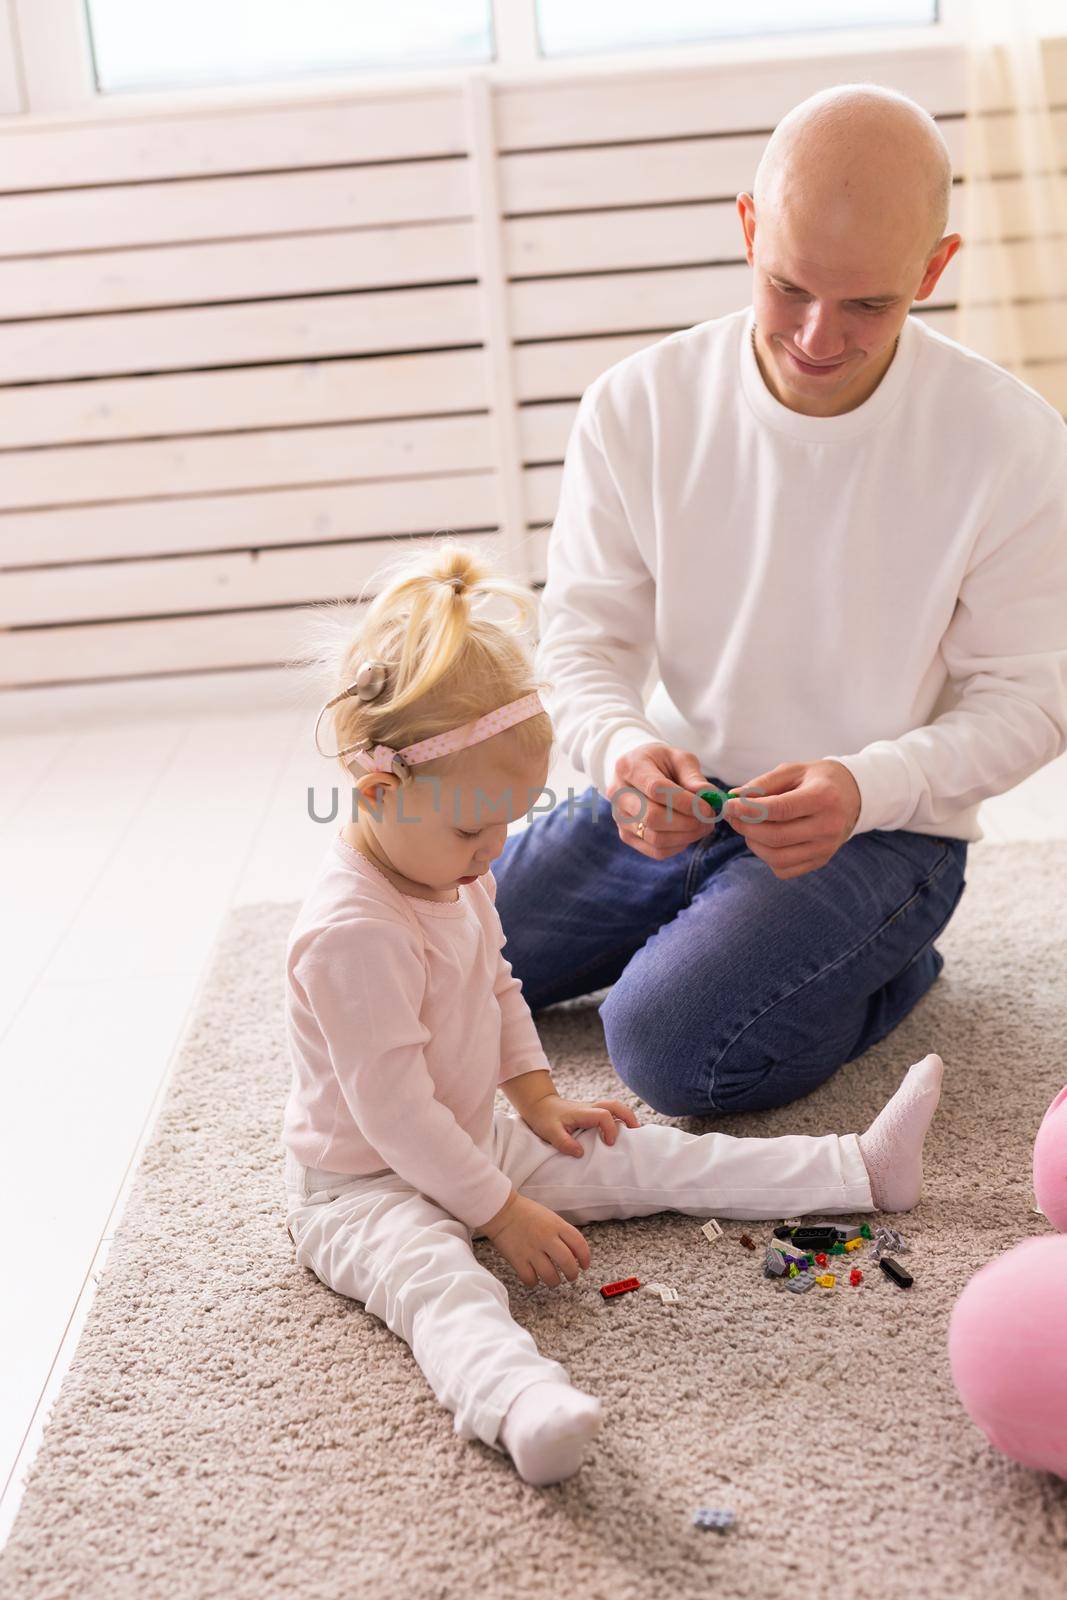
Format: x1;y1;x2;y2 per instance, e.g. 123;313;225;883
290;538;554;787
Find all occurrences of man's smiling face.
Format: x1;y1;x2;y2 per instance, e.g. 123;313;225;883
741;202;933;416
736;85;962;418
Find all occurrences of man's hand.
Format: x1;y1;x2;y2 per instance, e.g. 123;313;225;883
608;743;720;859
522;1092;641;1156
723;759;862;880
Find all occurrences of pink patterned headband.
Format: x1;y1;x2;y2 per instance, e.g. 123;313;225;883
353;690;545;778
313;659;546;781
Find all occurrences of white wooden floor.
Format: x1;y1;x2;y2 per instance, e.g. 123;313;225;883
1;667;1064;1550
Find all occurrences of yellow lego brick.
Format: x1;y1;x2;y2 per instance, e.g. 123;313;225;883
815;1273;836;1288
845;1238;864;1251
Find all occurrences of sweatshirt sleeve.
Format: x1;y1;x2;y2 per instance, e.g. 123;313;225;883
482;870;551;1085
822;417;1067;835
535;381;663;797
295;920;514;1230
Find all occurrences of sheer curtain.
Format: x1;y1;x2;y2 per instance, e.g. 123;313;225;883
957;0;1067;403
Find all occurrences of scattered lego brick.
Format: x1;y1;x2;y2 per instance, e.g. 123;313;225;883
773;1225;841;1249
739;1233;757;1251
701;1219;725;1244
850;1268;863;1287
816;1273;836;1288
873;1226;910;1261
692;1507;735;1532
878;1256;914;1289
814;1252;828;1267
600;1276;641;1299
763;1247;788;1277
640;1282;679;1306
785;1272;816;1294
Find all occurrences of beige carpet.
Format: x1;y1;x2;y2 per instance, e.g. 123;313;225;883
2;840;1066;1600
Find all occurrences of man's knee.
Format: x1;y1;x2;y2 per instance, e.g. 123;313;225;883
705;1039;845;1115
602;976;856;1117
600;980;715;1116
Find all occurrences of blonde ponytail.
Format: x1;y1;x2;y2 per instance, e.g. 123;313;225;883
290;538;553;782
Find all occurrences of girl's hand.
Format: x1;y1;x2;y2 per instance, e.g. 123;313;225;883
481;1191;591;1288
523;1094;641;1157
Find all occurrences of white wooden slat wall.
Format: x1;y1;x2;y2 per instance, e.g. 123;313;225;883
2;39;1066;689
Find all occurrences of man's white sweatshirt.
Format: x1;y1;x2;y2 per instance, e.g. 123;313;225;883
535;304;1067;842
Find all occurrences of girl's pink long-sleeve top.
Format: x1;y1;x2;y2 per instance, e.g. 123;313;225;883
281;833;551;1230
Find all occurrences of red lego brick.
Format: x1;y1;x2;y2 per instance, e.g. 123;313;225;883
600;1276;641;1299
850;1268;863;1287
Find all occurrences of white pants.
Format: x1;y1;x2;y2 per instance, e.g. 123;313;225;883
283;1111;873;1454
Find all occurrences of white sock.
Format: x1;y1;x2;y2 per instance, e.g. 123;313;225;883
857;1051;944;1212
498;1380;603;1486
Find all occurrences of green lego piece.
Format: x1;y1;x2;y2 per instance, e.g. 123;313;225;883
805;1252;815;1265
860;1224;873;1239
830;1241;846;1256
698;787;742;815
788;1263;799;1278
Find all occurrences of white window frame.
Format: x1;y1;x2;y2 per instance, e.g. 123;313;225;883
2;0;974;120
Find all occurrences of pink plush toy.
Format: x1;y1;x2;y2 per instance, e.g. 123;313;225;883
948;1236;1067;1479
948;1086;1067;1481
1033;1084;1067;1231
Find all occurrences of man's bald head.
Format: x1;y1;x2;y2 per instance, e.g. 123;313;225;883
753;83;952;263
737;84;961;418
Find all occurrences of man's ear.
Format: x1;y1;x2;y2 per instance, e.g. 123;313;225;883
736;192;756;260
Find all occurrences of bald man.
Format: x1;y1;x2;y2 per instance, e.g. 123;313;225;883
493;83;1067;1119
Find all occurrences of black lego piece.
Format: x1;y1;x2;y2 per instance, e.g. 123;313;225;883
878;1256;914;1289
772;1225;843;1249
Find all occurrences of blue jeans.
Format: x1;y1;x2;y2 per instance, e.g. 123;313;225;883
492;781;969;1117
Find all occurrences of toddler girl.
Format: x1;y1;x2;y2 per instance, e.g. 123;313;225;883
281;540;945;1487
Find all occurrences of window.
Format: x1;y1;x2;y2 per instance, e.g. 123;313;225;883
535;0;938;58
83;0;494;95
